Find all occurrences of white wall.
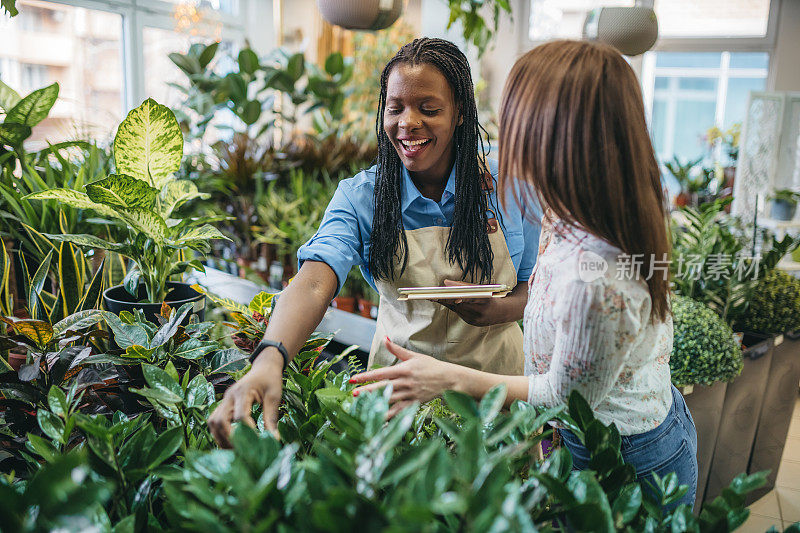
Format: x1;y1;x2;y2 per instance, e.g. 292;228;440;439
770;0;800;91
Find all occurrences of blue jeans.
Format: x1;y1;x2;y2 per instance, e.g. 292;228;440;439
559;385;698;511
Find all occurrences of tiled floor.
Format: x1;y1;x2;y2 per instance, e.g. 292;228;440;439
740;395;800;532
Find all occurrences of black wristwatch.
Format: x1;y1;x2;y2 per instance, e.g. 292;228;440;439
249;340;290;370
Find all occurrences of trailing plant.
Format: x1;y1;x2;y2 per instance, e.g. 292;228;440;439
446;0;513;56
24;98;229;303
670;294;743;387
738;269;800;334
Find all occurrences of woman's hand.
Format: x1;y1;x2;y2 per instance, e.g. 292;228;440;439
349;338;457;418
208;349;284;448
434;279;525;326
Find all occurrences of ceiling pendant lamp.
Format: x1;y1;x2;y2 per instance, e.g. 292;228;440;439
583;6;659;56
316;0;404;31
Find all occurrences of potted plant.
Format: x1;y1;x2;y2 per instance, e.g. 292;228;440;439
670;294;743;509
767;188;800;221
740;269;800;501
24;98;228;324
664;155;703;208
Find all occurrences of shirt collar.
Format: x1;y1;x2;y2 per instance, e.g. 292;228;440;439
401;164;457;213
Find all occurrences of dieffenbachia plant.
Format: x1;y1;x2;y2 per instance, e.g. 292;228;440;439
25;98;229;303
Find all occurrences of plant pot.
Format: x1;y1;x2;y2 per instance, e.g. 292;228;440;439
681;381;727;511
769;199;797;221
704;333;773;504
7;350;26;372
358;299;377;320
332;296;356;314
103;282;206;325
747;333;800;503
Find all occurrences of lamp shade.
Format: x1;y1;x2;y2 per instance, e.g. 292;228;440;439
316;0;404;31
583;6;658;56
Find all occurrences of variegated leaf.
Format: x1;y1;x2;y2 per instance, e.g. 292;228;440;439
6;83;59;127
114;98;183;188
190;284;250;315
53;309;108;337
43;233;128;253
114;207;169;244
0;79;21;112
159;180;209;218
248;292;274;316
85;174;159;209
175;224;229;245
24;189;118;218
11;319;54;347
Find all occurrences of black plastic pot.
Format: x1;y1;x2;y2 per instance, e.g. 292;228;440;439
682;381;727;511
747;332;800;503
103;282;206;325
704;333;773;504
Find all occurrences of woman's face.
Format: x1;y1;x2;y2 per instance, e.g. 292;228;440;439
383;62;461;182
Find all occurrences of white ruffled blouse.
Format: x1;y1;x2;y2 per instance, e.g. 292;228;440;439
523;216;673;435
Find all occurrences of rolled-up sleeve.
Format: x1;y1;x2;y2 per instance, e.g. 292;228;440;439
297;181;363;295
527;280;646;408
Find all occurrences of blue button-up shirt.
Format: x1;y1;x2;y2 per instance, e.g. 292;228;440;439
297;158;541;294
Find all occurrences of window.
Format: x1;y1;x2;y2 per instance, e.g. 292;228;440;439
0;1;125;145
528;0;633;41
162;0;239;16
644;51;769;166
653;0;771;39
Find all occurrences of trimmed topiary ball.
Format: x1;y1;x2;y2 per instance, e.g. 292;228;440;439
671;295;743;387
740;270;800;334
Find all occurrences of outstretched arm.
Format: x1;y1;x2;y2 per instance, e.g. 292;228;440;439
349;338;529;417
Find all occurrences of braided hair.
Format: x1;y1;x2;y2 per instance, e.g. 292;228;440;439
369;38;494;284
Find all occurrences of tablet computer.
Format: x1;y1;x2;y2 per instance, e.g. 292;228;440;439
397;284;511;301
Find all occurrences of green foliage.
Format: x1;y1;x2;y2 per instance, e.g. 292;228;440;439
446;0;512;56
24;99;227;303
0;82;58;149
665;156;705;194
255;168;337;260
671;198;798;326
1;0;18;17
670;295;743;387
739;270;800;334
169;43;352;143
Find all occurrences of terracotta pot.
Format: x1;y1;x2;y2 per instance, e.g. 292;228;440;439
7;351;26;372
332;296;357;313
358;299;377;319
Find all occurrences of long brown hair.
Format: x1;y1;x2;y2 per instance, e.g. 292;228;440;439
498;40;670;321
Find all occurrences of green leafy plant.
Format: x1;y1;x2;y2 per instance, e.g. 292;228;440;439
670;294;743;387
0;81;58;153
672;198;798;326
738;269;800;334
446;0;512;56
24;98;228;303
255;168;337;263
1;0;18;16
768;188;800;207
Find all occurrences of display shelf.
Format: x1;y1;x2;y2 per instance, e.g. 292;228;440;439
187;267;377;353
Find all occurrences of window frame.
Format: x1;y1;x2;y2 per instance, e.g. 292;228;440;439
23;0;251;111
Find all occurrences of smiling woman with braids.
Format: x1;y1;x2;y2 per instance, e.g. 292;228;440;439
208;38;541;446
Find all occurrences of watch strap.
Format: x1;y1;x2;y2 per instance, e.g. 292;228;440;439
250;340;290;370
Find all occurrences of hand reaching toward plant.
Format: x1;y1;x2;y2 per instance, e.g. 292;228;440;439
208;348;284;447
350;337;531;419
349;338;456;418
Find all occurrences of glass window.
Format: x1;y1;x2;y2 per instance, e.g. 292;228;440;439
0;1;124;146
645;51;769;188
654;0;771;38
164;0;239;16
529;0;633;41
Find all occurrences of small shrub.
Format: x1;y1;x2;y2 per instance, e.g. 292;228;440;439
671;295;743;387
739;270;800;334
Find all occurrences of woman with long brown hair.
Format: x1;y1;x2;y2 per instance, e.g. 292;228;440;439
351;40;698;509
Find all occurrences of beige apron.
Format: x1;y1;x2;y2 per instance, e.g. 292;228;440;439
368;221;523;374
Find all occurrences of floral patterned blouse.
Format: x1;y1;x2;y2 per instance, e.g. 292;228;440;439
523;213;673;435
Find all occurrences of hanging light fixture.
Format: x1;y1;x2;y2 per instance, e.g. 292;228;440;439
583;6;658;56
316;0;404;31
